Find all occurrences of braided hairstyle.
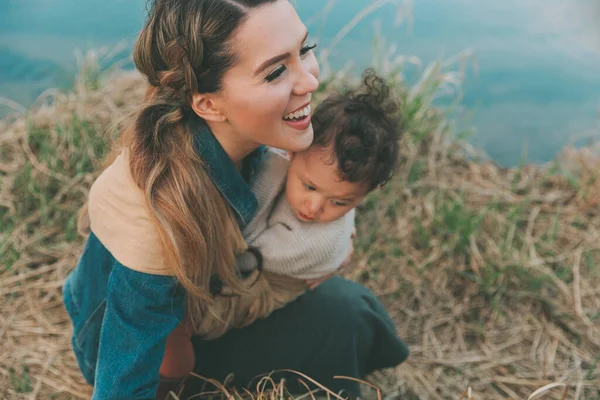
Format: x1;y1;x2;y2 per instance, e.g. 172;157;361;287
112;0;278;332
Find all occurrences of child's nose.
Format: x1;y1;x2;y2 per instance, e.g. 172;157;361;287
306;197;323;217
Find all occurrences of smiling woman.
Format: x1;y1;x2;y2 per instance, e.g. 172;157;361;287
61;0;408;399
3;0;600;163
192;0;320;159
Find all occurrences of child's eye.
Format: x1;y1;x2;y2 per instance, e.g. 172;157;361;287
304;184;316;191
332;200;348;207
265;65;286;82
300;43;317;57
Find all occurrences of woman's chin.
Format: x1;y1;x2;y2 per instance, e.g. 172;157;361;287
279;122;313;152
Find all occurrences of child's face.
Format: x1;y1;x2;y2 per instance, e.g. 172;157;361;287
285;148;368;223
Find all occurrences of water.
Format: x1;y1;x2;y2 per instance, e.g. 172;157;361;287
1;0;600;166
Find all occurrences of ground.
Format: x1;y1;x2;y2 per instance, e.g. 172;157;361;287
0;68;599;399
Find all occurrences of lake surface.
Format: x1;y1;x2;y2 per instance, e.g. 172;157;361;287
1;0;600;166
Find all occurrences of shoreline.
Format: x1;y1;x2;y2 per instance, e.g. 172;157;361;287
2;68;599;172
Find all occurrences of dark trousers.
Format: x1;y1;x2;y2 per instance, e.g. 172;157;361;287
185;277;409;398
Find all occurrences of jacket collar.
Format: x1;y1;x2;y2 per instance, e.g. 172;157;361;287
190;118;264;227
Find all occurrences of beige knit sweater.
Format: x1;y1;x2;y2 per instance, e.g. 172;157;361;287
198;149;355;339
79;148;353;339
237;149;355;280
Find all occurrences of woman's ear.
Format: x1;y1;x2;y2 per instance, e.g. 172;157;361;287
191;93;227;122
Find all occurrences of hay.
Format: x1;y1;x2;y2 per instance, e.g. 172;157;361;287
0;71;145;399
1;68;599;399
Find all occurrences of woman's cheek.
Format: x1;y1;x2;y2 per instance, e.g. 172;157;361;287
307;54;320;79
275;83;295;112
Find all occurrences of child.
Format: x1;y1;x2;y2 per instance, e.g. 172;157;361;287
194;69;402;339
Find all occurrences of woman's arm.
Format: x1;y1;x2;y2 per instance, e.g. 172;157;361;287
92;262;186;400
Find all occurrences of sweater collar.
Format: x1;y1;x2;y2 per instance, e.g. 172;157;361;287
189;118;264;227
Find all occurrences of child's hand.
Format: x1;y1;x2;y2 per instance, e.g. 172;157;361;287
340;241;354;268
339;226;356;268
306;273;335;290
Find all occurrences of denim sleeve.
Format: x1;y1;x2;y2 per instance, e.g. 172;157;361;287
92;262;185;400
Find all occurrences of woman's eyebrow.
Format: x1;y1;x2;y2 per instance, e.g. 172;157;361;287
254;30;309;76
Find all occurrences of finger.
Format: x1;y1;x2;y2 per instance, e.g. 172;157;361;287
308;281;319;290
306;273;334;290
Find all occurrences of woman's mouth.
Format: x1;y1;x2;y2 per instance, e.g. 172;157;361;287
283;104;311;131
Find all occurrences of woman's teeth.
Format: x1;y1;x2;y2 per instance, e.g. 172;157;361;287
283;104;311;120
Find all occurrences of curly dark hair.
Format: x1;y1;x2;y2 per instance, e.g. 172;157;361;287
311;69;402;191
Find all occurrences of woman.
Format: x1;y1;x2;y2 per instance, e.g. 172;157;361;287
62;0;409;399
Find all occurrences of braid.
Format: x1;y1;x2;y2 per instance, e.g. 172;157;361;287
102;0;280;333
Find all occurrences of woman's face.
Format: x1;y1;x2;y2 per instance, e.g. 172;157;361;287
209;0;320;155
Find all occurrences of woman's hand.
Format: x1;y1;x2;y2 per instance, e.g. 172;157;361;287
306;272;335;291
306;227;356;290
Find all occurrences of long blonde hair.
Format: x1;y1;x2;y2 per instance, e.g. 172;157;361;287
100;0;277;332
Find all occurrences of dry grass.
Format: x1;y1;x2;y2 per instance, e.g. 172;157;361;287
1;63;599;399
0;70;145;399
349;122;600;399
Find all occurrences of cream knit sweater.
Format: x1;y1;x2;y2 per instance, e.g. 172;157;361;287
237;148;355;280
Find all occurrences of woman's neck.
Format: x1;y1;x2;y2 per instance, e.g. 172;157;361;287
206;121;259;171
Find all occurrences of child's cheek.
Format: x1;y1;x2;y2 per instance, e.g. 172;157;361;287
285;182;299;210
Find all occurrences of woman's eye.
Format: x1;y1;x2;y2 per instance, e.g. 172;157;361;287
265;43;317;82
304;184;316;191
300;43;318;56
265;66;286;82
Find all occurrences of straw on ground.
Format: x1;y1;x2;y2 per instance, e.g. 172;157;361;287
1;61;599;399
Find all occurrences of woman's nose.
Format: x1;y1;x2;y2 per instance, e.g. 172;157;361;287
293;57;319;96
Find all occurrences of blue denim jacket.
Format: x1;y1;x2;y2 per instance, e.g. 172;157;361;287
63;118;264;399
